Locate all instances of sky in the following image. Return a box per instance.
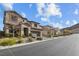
[0,3,79,30]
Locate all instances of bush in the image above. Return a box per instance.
[47,31,51,37]
[16,37,24,43]
[29,33,32,37]
[0,38,16,46]
[5,33,13,37]
[0,31,5,38]
[53,34,59,37]
[0,37,25,46]
[28,33,33,42]
[28,37,33,42]
[21,35,26,38]
[37,37,42,40]
[63,29,73,36]
[16,39,24,43]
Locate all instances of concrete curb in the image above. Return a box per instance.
[0,36,66,50]
[0,38,53,50]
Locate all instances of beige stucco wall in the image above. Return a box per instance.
[5,12,23,25]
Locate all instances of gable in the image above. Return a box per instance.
[4,11,23,25]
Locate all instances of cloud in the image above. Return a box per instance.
[72,20,78,25]
[41,17,48,22]
[46,4,62,18]
[65,20,78,27]
[36,3,62,28]
[36,3,46,16]
[2,3,13,10]
[74,9,78,15]
[47,20,63,29]
[36,3,62,18]
[52,22,63,29]
[66,20,71,25]
[21,12,26,18]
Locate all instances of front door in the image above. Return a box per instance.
[24,28,28,37]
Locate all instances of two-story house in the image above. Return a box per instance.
[41,25,55,37]
[3,11,42,38]
[29,21,42,38]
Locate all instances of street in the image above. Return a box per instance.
[0,34,79,56]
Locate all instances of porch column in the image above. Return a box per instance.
[28,27,31,34]
[40,31,42,38]
[20,25,24,37]
[5,28,9,34]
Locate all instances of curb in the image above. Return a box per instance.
[0,36,66,50]
[0,38,53,50]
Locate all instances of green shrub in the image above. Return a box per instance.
[17,36,22,39]
[0,31,5,38]
[53,34,59,37]
[37,37,42,40]
[29,33,32,37]
[0,38,16,46]
[16,39,24,43]
[5,33,13,37]
[0,37,25,46]
[63,29,73,36]
[20,35,25,38]
[28,33,33,42]
[28,37,33,42]
[16,37,24,43]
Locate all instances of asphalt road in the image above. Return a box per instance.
[0,34,79,56]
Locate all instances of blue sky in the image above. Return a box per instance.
[0,3,79,30]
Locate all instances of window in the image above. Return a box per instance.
[34,24,37,27]
[11,15,18,22]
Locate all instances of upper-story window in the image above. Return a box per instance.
[34,23,37,27]
[11,15,18,22]
[23,19,25,22]
[23,19,27,22]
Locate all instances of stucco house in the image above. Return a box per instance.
[41,25,55,37]
[3,11,42,38]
